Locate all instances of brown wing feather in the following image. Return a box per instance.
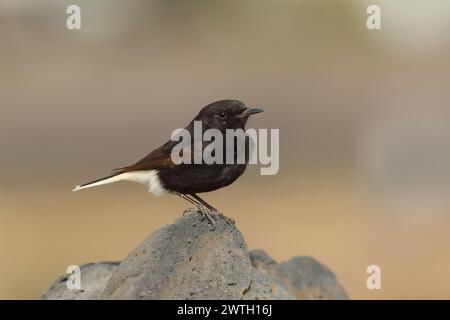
[112,142,175,173]
[112,139,207,173]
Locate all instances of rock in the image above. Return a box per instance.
[42,261,119,300]
[103,212,251,299]
[249,250,348,300]
[42,211,348,300]
[241,268,292,300]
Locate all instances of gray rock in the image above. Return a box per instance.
[42,211,348,300]
[102,212,251,299]
[241,268,292,300]
[250,250,348,300]
[42,261,119,300]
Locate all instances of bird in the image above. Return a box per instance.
[73,99,263,228]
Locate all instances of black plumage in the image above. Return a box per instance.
[74,100,263,228]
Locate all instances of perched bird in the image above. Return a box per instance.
[73,100,263,228]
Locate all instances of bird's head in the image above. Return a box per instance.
[195,100,263,131]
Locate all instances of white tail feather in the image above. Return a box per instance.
[72,173,127,191]
[72,170,168,196]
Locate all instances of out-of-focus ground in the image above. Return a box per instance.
[1,0,450,299]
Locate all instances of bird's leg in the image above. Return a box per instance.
[189,193,219,225]
[176,193,199,215]
[176,193,216,229]
[189,194,217,212]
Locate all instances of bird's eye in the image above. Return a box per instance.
[218,112,227,119]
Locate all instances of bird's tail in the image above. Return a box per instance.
[72,172,124,191]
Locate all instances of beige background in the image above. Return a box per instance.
[1,0,450,299]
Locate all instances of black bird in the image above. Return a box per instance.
[73,100,263,228]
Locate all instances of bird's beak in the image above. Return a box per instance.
[238,107,264,118]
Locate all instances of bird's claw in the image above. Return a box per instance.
[183,205,234,231]
[195,205,217,230]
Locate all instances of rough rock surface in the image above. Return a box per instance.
[42,262,119,300]
[42,211,348,300]
[249,250,348,300]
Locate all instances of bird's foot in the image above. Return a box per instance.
[183,205,233,230]
[196,205,218,230]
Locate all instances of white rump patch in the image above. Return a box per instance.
[145,170,169,196]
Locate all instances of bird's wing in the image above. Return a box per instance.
[112,139,213,173]
[112,142,176,173]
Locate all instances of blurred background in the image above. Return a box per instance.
[1,0,450,299]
